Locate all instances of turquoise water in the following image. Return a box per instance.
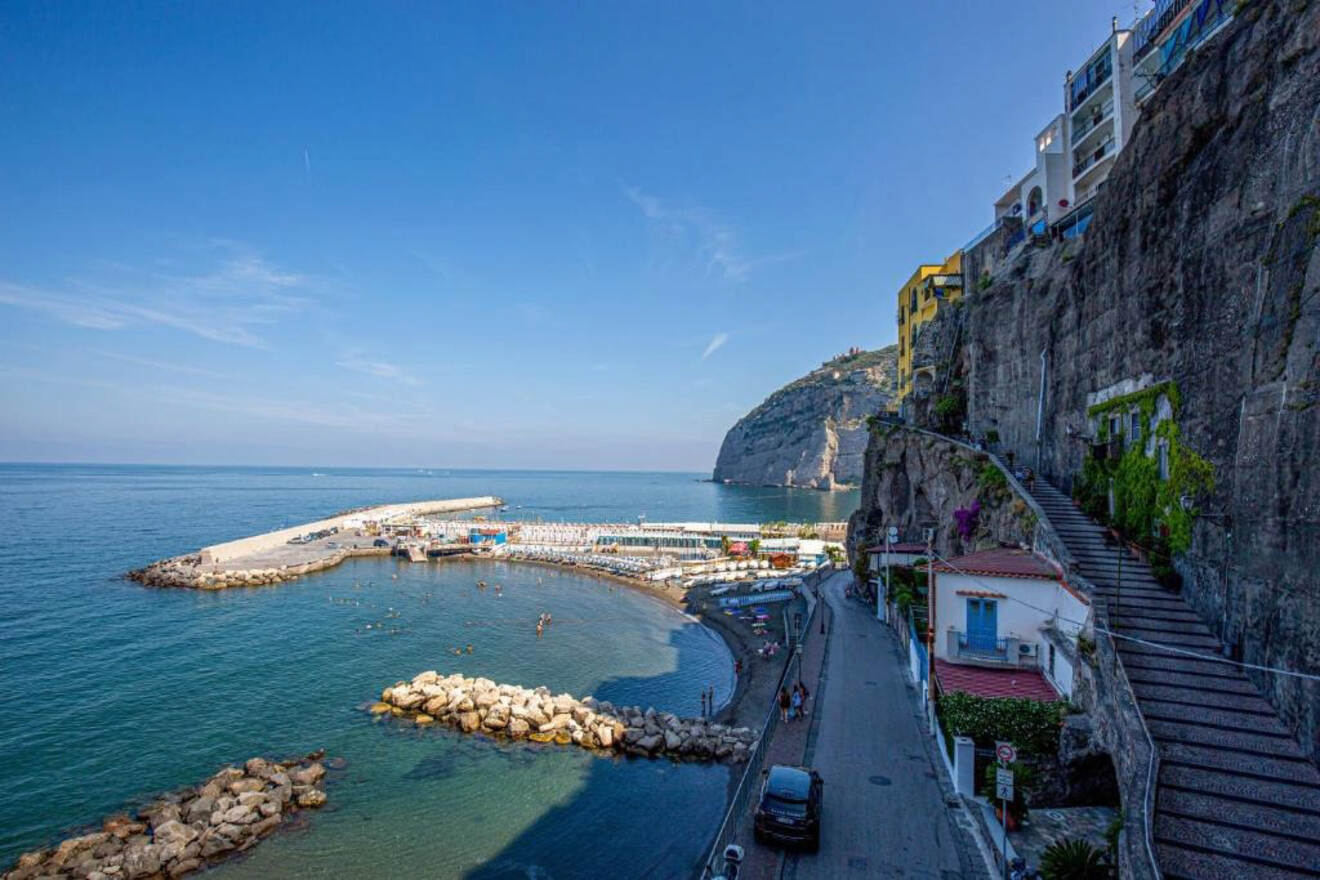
[0,465,858,877]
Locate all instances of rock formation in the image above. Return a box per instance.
[3,753,329,880]
[919,1,1320,755]
[712,347,897,489]
[373,672,757,763]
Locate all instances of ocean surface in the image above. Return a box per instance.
[0,465,859,878]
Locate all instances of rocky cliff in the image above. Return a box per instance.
[897,2,1320,754]
[712,347,897,489]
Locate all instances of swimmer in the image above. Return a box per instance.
[466,644,473,654]
[536,621,544,638]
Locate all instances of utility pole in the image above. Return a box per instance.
[926,527,936,715]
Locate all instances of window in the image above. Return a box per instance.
[1109,415,1120,439]
[1158,441,1170,480]
[1130,411,1142,440]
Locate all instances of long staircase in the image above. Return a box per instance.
[1026,479,1320,879]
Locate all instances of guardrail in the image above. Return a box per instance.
[697,572,824,878]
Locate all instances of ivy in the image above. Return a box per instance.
[938,691,1066,756]
[1072,381,1214,558]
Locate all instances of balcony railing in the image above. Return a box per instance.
[954,630,1008,661]
[1073,137,1116,179]
[1068,56,1112,111]
[1072,98,1114,142]
[1134,0,1195,61]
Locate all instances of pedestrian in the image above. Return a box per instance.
[778,687,791,723]
[734,658,743,677]
[796,681,810,716]
[790,687,803,720]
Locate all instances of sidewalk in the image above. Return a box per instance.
[734,570,839,880]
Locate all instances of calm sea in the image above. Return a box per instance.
[0,465,858,878]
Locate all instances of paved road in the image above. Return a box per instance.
[785,574,972,880]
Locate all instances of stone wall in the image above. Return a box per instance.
[954,1,1320,757]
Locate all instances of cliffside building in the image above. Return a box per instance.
[1067,21,1139,209]
[1133,0,1235,104]
[896,250,963,400]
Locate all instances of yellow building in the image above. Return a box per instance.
[896,250,963,400]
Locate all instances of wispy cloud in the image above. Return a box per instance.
[623,185,799,282]
[88,349,233,380]
[702,331,729,360]
[0,243,310,348]
[335,353,420,385]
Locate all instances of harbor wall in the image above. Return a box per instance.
[199,497,502,564]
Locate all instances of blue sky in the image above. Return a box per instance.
[1,1,1132,470]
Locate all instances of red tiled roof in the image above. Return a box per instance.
[935,659,1061,702]
[865,543,928,554]
[931,548,1058,581]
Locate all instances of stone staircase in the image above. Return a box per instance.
[1026,479,1320,880]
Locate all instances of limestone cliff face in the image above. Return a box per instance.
[712,347,897,489]
[904,3,1320,753]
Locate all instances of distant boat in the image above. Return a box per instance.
[500,505,510,512]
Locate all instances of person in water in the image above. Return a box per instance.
[465,644,473,654]
[536,621,544,638]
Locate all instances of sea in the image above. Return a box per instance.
[0,465,859,878]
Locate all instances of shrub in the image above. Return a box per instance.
[1040,838,1109,880]
[936,691,1066,755]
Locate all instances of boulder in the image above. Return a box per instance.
[250,814,282,837]
[244,758,271,778]
[236,791,267,809]
[121,844,161,879]
[458,711,482,733]
[198,831,235,859]
[295,789,326,808]
[597,724,614,748]
[290,763,325,786]
[424,697,447,716]
[663,730,682,751]
[184,797,215,824]
[228,777,264,795]
[168,857,202,878]
[508,718,531,737]
[222,805,255,825]
[152,820,197,847]
[637,733,662,754]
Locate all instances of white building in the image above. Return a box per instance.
[1065,20,1138,208]
[995,114,1074,238]
[931,548,1090,700]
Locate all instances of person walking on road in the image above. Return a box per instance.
[790,686,803,720]
[778,687,791,723]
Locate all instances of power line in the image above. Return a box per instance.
[927,549,1320,683]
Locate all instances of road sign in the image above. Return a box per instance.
[995,742,1017,765]
[887,526,899,542]
[995,767,1015,801]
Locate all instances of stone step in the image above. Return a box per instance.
[1158,741,1320,784]
[1108,603,1205,622]
[1149,718,1309,762]
[1143,701,1295,736]
[1155,813,1320,876]
[1161,763,1320,814]
[1159,786,1320,843]
[1117,644,1247,679]
[1157,840,1320,880]
[1132,682,1278,715]
[1111,625,1224,652]
[1123,664,1261,695]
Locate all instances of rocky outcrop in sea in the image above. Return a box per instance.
[712,347,897,489]
[372,672,757,762]
[128,546,389,590]
[3,753,330,880]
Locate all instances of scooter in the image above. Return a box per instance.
[709,844,744,880]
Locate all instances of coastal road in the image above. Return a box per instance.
[783,574,979,880]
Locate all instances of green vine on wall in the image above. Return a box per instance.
[1072,382,1214,575]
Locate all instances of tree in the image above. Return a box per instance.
[1039,838,1109,880]
[749,538,761,556]
[720,535,731,556]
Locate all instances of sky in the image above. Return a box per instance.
[0,0,1137,471]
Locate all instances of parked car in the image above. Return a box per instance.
[373,538,390,548]
[753,765,822,850]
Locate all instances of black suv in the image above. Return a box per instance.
[753,765,822,850]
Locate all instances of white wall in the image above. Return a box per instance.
[933,571,1090,661]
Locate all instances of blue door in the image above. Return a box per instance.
[966,598,999,652]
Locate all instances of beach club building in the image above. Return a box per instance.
[930,548,1090,701]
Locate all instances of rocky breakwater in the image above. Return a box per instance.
[128,548,374,590]
[3,753,330,880]
[372,671,757,763]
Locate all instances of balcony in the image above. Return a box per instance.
[1134,0,1195,61]
[1073,137,1116,180]
[1071,98,1114,143]
[1068,55,1113,111]
[948,630,1040,668]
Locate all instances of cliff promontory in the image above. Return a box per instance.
[712,347,897,489]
